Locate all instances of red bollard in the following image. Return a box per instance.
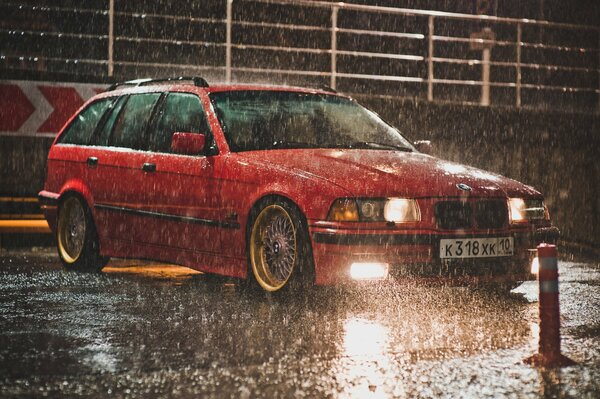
[524,244,575,367]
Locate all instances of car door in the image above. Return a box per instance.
[52,97,116,203]
[87,92,163,249]
[139,91,225,256]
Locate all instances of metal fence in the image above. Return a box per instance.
[1,0,599,112]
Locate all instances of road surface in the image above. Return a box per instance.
[1,247,599,398]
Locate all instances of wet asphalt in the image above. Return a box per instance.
[0,247,599,398]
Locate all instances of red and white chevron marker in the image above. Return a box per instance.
[0,80,107,137]
[524,244,576,367]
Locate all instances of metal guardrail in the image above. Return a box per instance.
[1,0,599,111]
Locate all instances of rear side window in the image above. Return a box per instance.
[110,93,161,150]
[58,98,113,145]
[94,95,127,146]
[150,93,211,153]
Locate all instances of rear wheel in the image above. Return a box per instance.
[247,200,314,293]
[57,196,108,272]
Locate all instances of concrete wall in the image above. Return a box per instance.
[1,100,598,247]
[358,96,600,247]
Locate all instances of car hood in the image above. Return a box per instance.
[238,149,542,198]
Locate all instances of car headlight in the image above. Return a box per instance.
[508,198,549,223]
[328,198,420,223]
[327,199,360,222]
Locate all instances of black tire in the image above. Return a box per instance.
[56,195,109,272]
[245,198,315,293]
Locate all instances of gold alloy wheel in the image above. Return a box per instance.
[250,205,298,292]
[57,197,87,264]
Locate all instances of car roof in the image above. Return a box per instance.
[205,84,337,95]
[97,82,343,99]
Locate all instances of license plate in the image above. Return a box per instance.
[439,237,513,259]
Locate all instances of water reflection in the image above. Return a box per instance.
[538,369,567,398]
[103,262,202,282]
[335,316,392,398]
[343,317,389,357]
[82,340,118,373]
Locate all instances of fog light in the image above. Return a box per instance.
[350,262,389,280]
[530,257,539,275]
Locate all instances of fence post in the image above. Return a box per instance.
[225,0,233,83]
[427,15,434,102]
[516,23,522,108]
[330,5,339,90]
[481,45,491,106]
[108,0,114,77]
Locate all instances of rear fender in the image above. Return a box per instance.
[58,179,94,210]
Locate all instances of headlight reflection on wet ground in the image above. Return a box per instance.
[336,317,391,398]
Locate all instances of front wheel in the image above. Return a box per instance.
[247,200,314,293]
[57,196,108,272]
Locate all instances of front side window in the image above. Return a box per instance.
[209,91,414,152]
[150,93,211,153]
[58,98,114,145]
[109,93,161,150]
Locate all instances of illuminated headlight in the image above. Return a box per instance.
[383,198,420,223]
[508,198,549,223]
[350,262,389,280]
[328,198,420,223]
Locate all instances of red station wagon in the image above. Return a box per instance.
[39,77,559,292]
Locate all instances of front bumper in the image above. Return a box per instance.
[310,225,559,285]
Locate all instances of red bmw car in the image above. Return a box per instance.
[39,77,558,292]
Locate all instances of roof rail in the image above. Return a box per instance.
[107,76,209,91]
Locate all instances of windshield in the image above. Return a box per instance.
[209,91,414,152]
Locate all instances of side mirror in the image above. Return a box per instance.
[171,132,206,155]
[413,140,433,155]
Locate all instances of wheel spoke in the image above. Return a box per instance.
[58,198,86,263]
[250,205,297,291]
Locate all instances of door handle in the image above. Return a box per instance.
[87,157,98,167]
[142,162,156,173]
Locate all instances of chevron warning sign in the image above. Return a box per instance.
[0,80,107,137]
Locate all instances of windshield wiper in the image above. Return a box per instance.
[348,141,413,152]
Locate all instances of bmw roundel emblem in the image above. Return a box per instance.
[457,183,472,192]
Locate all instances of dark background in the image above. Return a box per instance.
[0,0,598,248]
